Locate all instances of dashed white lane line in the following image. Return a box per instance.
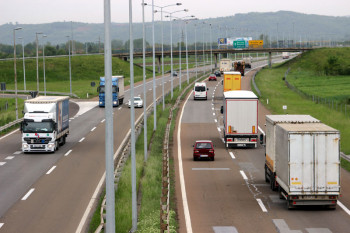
[257,199,268,212]
[217,127,221,132]
[338,201,350,216]
[258,126,265,136]
[212,107,214,110]
[214,119,217,123]
[192,168,230,171]
[91,127,96,132]
[79,137,85,143]
[118,107,122,110]
[13,151,21,155]
[0,223,3,229]
[65,149,72,156]
[229,152,235,159]
[0,162,6,166]
[101,119,105,123]
[149,88,152,91]
[221,138,225,143]
[22,188,35,200]
[46,166,57,175]
[69,117,74,120]
[0,129,19,141]
[213,113,215,116]
[5,156,14,160]
[240,170,248,180]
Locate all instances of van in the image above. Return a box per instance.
[193,82,208,100]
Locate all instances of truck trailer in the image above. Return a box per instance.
[264,115,321,191]
[98,76,124,107]
[219,59,232,74]
[233,61,245,76]
[223,71,241,92]
[271,122,340,209]
[21,96,69,153]
[221,90,258,148]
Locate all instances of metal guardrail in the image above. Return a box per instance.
[0,118,23,132]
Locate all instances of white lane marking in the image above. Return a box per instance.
[212,107,214,110]
[240,170,248,180]
[65,149,72,156]
[46,166,57,175]
[222,138,225,143]
[149,88,152,91]
[79,137,85,143]
[0,162,6,166]
[0,129,19,141]
[0,223,3,229]
[13,151,22,155]
[101,119,105,123]
[213,113,215,116]
[22,188,35,200]
[69,120,71,122]
[214,119,217,123]
[91,127,96,132]
[5,156,15,160]
[192,168,230,171]
[257,199,268,212]
[258,126,265,136]
[70,117,74,120]
[338,201,350,215]
[217,127,221,132]
[229,152,235,159]
[178,91,193,233]
[118,107,122,110]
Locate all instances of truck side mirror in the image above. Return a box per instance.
[207,88,209,91]
[260,134,264,144]
[221,80,223,85]
[220,106,223,114]
[20,122,23,132]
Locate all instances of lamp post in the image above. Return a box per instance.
[13,27,22,120]
[36,32,43,94]
[202,22,206,74]
[42,35,47,95]
[66,36,72,96]
[151,0,157,131]
[209,23,213,73]
[141,1,147,161]
[165,8,188,99]
[194,23,198,79]
[153,2,182,109]
[18,36,26,91]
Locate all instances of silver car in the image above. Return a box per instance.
[127,96,143,108]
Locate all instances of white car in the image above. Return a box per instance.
[128,96,143,108]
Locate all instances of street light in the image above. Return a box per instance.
[141,1,147,161]
[165,8,189,99]
[66,36,72,96]
[36,32,43,94]
[13,27,22,120]
[18,36,26,91]
[42,35,47,95]
[152,2,182,106]
[209,23,213,73]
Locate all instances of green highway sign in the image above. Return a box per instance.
[233,40,246,49]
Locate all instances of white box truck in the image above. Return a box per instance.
[21,96,69,153]
[264,115,320,191]
[274,123,340,209]
[221,90,258,148]
[219,59,232,74]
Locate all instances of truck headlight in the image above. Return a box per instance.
[113,101,117,105]
[23,144,29,149]
[100,102,103,105]
[48,144,54,149]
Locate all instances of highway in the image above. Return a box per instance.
[0,57,287,232]
[175,64,350,232]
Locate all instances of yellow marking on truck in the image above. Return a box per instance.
[265,154,274,171]
[327,181,338,185]
[292,182,302,185]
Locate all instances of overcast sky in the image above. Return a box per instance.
[1,0,350,25]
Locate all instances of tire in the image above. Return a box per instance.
[278,187,284,199]
[211,157,215,161]
[287,201,295,210]
[265,166,269,183]
[270,175,277,191]
[55,140,59,151]
[193,157,197,161]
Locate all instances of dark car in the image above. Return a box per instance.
[208,74,217,81]
[214,70,221,77]
[172,71,178,76]
[193,140,215,161]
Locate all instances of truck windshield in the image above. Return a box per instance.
[22,121,54,133]
[99,86,117,93]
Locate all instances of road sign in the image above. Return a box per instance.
[233,40,246,49]
[218,38,227,45]
[249,40,264,48]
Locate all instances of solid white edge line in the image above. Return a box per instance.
[0,162,6,166]
[101,119,105,123]
[0,223,3,229]
[217,127,221,132]
[76,95,162,233]
[214,119,217,123]
[46,166,57,175]
[240,170,248,180]
[91,127,96,132]
[258,126,265,136]
[178,91,193,233]
[229,152,235,159]
[118,107,122,110]
[256,199,268,212]
[65,149,72,156]
[0,129,19,141]
[22,188,35,200]
[79,137,85,143]
[338,201,350,215]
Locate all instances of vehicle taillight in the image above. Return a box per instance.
[292,196,299,199]
[209,150,214,153]
[194,150,199,153]
[329,195,337,199]
[227,138,233,142]
[251,138,256,142]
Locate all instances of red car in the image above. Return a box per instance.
[208,74,217,81]
[193,140,215,161]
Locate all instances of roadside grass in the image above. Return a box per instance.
[0,98,24,134]
[341,158,350,172]
[255,53,350,154]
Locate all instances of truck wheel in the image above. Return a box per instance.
[270,175,277,191]
[287,201,295,210]
[55,141,59,151]
[265,166,269,183]
[278,187,284,199]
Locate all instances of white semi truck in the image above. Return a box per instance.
[21,96,69,153]
[264,118,340,209]
[221,90,259,148]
